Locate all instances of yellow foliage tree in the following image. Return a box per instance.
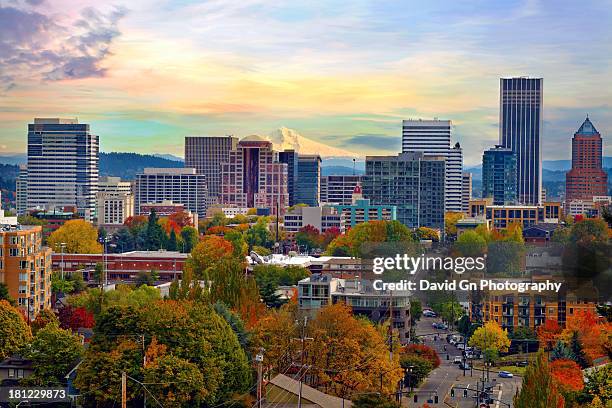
[48,219,102,254]
[468,321,511,353]
[445,212,464,237]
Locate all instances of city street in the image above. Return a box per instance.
[403,315,522,408]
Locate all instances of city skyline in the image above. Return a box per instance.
[1,1,611,165]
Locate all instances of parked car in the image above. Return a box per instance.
[457,343,465,350]
[423,310,437,317]
[515,361,529,367]
[498,371,514,378]
[453,356,463,364]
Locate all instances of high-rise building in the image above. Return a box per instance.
[134,168,208,217]
[26,118,99,221]
[184,136,238,202]
[482,146,518,205]
[16,165,28,215]
[461,172,472,213]
[363,152,445,229]
[295,154,322,206]
[96,177,134,228]
[565,117,608,201]
[0,225,52,319]
[279,150,299,206]
[499,77,543,205]
[320,175,363,205]
[220,135,288,215]
[402,119,463,212]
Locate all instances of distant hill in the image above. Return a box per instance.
[153,154,184,162]
[100,152,184,180]
[322,166,365,176]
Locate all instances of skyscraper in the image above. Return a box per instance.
[295,154,322,206]
[26,118,99,221]
[134,168,208,216]
[363,152,445,229]
[565,117,608,201]
[279,150,299,206]
[482,146,518,205]
[16,165,28,215]
[499,77,543,205]
[402,119,463,212]
[184,136,238,202]
[320,175,363,205]
[461,172,472,213]
[220,135,288,215]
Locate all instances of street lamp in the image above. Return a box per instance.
[59,242,66,280]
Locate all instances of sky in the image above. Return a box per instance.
[0,0,611,165]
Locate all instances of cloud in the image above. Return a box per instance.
[343,134,401,151]
[0,4,127,88]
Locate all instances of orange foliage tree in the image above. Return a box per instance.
[400,344,440,368]
[562,310,607,362]
[537,319,563,350]
[550,358,584,392]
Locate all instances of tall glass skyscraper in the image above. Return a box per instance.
[279,150,299,206]
[499,77,543,205]
[26,118,99,221]
[295,154,321,207]
[482,146,518,205]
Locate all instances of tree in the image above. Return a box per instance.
[135,270,160,287]
[326,220,416,258]
[22,322,83,386]
[537,319,563,351]
[245,218,273,250]
[48,219,103,253]
[180,226,199,253]
[583,364,612,404]
[114,227,135,252]
[253,265,309,308]
[550,358,584,392]
[144,354,207,408]
[445,212,464,237]
[415,226,440,242]
[295,225,322,251]
[0,283,15,306]
[514,350,565,408]
[0,300,32,359]
[439,300,464,327]
[410,299,422,323]
[511,326,536,340]
[468,321,510,354]
[58,305,95,330]
[400,344,440,368]
[51,272,75,294]
[146,209,165,250]
[30,309,59,335]
[569,331,590,368]
[550,340,575,362]
[167,229,178,251]
[454,230,487,257]
[168,211,193,228]
[563,310,607,364]
[186,235,236,279]
[399,355,433,386]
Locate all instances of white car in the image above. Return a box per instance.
[453,356,463,364]
[423,310,437,317]
[457,343,465,350]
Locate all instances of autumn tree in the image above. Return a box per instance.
[400,344,440,368]
[22,322,84,386]
[550,358,584,393]
[562,310,606,364]
[0,300,32,359]
[30,309,59,335]
[415,226,440,242]
[445,211,464,237]
[468,321,511,357]
[185,235,235,279]
[537,319,563,350]
[0,283,15,306]
[48,219,103,253]
[454,230,487,257]
[57,305,95,330]
[514,350,565,408]
[180,226,199,253]
[144,354,207,408]
[583,364,611,405]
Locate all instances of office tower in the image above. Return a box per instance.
[565,117,608,200]
[26,118,99,221]
[402,119,463,212]
[363,152,445,229]
[320,175,363,205]
[482,146,518,205]
[134,168,208,216]
[279,150,298,206]
[184,136,238,202]
[220,135,288,215]
[96,177,134,228]
[16,165,28,215]
[499,77,543,205]
[0,225,52,318]
[461,172,472,213]
[295,154,322,206]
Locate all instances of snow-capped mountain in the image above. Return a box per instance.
[268,127,359,158]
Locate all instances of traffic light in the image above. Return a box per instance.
[463,389,468,397]
[414,394,418,403]
[434,395,439,403]
[450,388,455,397]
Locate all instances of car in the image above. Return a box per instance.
[457,343,465,350]
[515,361,529,367]
[423,310,437,317]
[498,371,514,378]
[453,356,463,364]
[449,339,457,346]
[459,362,471,370]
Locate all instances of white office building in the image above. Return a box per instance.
[402,119,464,212]
[96,177,134,227]
[320,175,363,205]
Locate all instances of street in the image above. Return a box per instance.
[402,316,522,408]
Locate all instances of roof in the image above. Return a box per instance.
[523,223,559,233]
[576,116,599,135]
[268,374,352,408]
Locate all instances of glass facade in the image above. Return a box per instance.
[482,146,517,205]
[295,155,321,206]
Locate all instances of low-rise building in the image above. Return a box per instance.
[205,205,250,218]
[283,206,344,234]
[523,223,560,244]
[564,196,611,218]
[332,185,396,228]
[298,275,412,343]
[456,217,490,237]
[0,224,52,319]
[467,199,561,229]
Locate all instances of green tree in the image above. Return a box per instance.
[0,283,16,306]
[22,322,83,385]
[245,218,273,249]
[30,309,60,335]
[146,209,165,250]
[352,393,399,408]
[135,270,160,287]
[455,230,487,257]
[583,363,612,404]
[144,354,207,408]
[51,272,75,294]
[167,229,178,251]
[551,340,576,362]
[180,226,199,253]
[410,299,422,323]
[0,300,32,359]
[468,321,511,354]
[569,331,589,369]
[399,355,433,386]
[511,326,536,340]
[514,350,565,408]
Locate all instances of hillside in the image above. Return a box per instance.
[100,152,184,179]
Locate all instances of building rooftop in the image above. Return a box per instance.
[576,116,599,136]
[34,118,78,124]
[142,167,197,175]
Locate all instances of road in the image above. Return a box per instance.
[402,316,522,408]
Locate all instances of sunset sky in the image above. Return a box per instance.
[0,0,610,165]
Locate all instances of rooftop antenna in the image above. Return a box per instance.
[352,158,356,176]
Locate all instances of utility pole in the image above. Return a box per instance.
[121,371,127,408]
[255,348,264,408]
[142,334,146,408]
[292,316,313,408]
